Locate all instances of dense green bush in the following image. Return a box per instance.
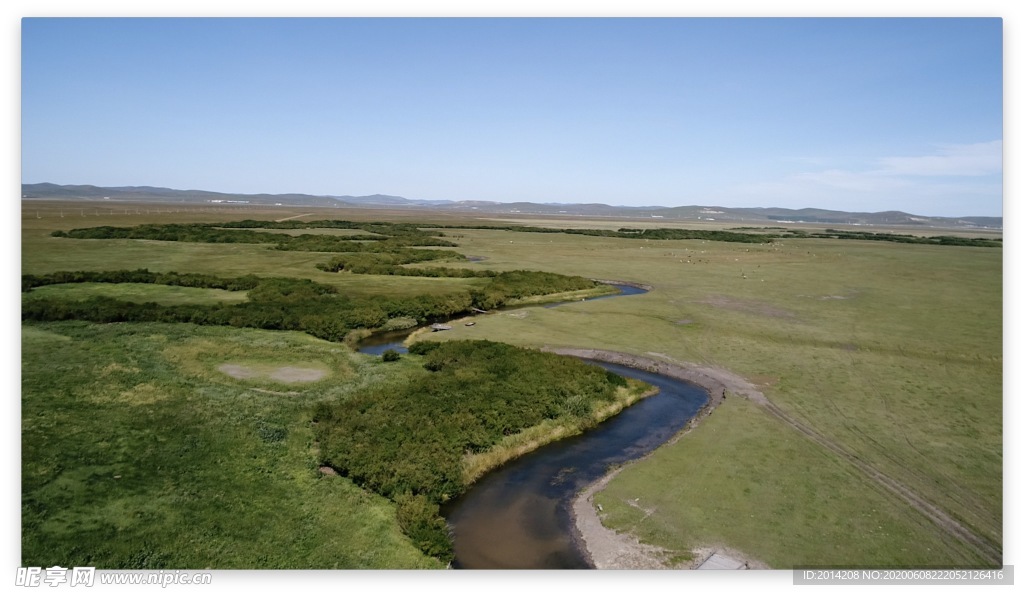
[434,223,771,243]
[469,270,598,310]
[317,259,489,278]
[313,340,629,560]
[315,340,624,502]
[432,222,1002,247]
[52,220,1001,255]
[314,251,468,275]
[394,493,452,562]
[21,269,268,293]
[54,221,459,250]
[563,394,592,418]
[22,267,604,343]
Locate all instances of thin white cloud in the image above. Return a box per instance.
[723,141,1003,216]
[792,169,913,192]
[875,140,1003,177]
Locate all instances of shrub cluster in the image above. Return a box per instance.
[435,223,770,243]
[805,229,1002,247]
[469,270,598,310]
[21,269,268,292]
[23,281,465,343]
[53,219,1000,254]
[394,492,451,560]
[53,222,458,252]
[314,340,628,562]
[21,268,596,342]
[314,252,474,275]
[436,223,1002,248]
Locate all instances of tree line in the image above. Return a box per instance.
[22,269,601,342]
[807,229,1002,247]
[436,223,771,243]
[52,220,1001,255]
[52,222,459,253]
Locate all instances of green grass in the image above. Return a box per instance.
[20,206,1002,568]
[502,284,618,306]
[594,397,987,568]
[22,217,478,300]
[313,339,648,560]
[407,229,1002,567]
[23,283,250,306]
[21,321,442,569]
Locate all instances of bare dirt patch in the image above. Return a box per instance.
[572,460,766,569]
[573,467,678,569]
[269,366,326,383]
[696,294,796,319]
[692,546,769,570]
[218,363,327,384]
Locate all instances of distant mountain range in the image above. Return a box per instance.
[21,183,1002,229]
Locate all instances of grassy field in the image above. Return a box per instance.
[593,397,987,568]
[21,321,442,569]
[23,283,250,306]
[21,214,485,300]
[402,226,1002,567]
[20,201,1002,568]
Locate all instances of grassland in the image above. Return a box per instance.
[20,201,1002,569]
[21,209,482,300]
[401,227,1002,567]
[23,283,249,306]
[21,321,442,568]
[593,397,987,568]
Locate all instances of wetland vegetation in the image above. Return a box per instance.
[314,340,645,561]
[20,202,1002,569]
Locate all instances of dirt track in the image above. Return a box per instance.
[546,347,1001,568]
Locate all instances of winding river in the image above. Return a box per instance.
[442,361,707,568]
[356,283,710,569]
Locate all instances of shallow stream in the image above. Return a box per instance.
[442,360,707,569]
[355,282,708,568]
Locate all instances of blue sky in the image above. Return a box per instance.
[21,17,1003,216]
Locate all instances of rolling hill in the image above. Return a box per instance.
[21,183,1002,229]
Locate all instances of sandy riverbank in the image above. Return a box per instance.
[542,347,769,569]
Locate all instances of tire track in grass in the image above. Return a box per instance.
[554,349,1001,566]
[758,399,1001,565]
[274,213,314,222]
[838,339,1001,549]
[782,335,999,562]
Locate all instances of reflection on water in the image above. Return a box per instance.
[356,283,649,356]
[351,283,686,568]
[542,283,648,308]
[442,361,707,569]
[354,329,412,355]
